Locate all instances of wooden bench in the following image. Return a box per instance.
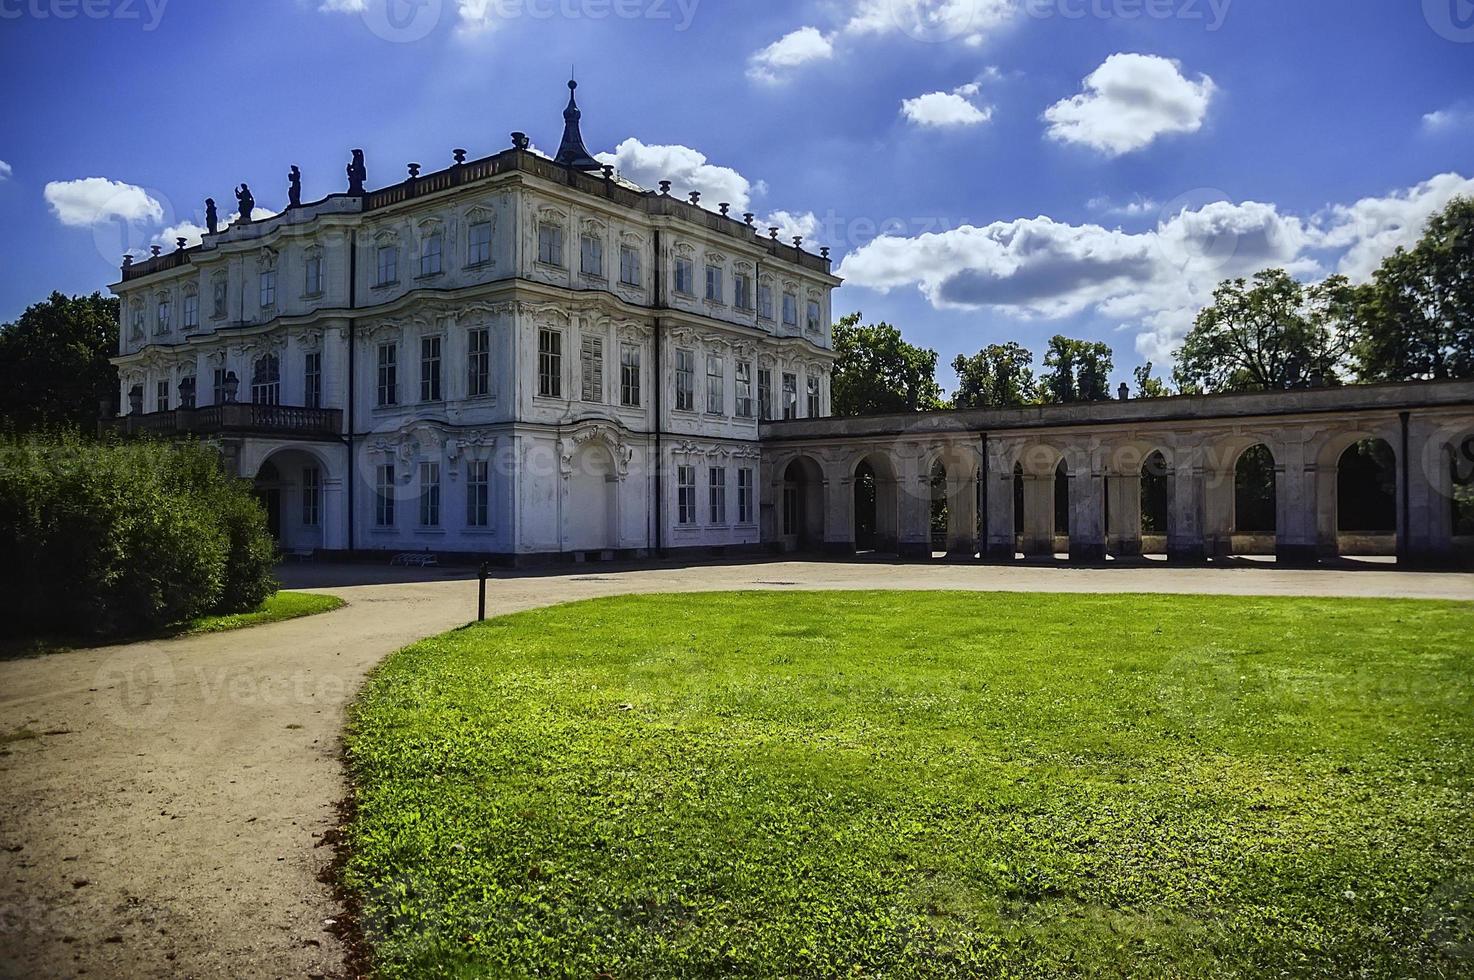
[390,553,439,567]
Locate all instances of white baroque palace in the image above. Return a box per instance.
[109,82,840,561]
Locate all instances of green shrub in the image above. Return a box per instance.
[0,435,278,638]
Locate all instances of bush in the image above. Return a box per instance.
[0,435,278,639]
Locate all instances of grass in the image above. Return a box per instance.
[0,590,344,658]
[344,591,1474,978]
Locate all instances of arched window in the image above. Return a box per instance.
[251,354,281,405]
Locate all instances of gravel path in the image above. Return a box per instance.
[2,558,1469,978]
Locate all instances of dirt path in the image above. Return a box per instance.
[2,559,1469,978]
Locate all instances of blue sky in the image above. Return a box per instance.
[1,0,1470,391]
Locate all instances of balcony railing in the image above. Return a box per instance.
[101,403,343,440]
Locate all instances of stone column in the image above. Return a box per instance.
[1167,450,1207,562]
[1020,473,1054,557]
[1201,460,1235,559]
[1403,415,1456,566]
[1069,460,1106,563]
[896,453,932,559]
[1105,472,1141,557]
[946,460,979,559]
[983,446,1016,562]
[1275,439,1320,565]
[823,469,856,556]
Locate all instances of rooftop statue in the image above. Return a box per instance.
[205,198,218,235]
[347,150,367,196]
[235,184,254,224]
[288,166,302,208]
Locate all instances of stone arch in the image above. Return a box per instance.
[851,450,900,555]
[1139,450,1170,555]
[777,454,825,552]
[250,445,340,551]
[1314,427,1401,560]
[1232,443,1278,547]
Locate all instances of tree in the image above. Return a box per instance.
[950,342,1036,409]
[1173,269,1353,393]
[1040,335,1113,403]
[0,292,120,433]
[1133,362,1172,398]
[830,312,944,416]
[1354,196,1474,382]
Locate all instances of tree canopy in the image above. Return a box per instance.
[1353,196,1474,382]
[1173,270,1354,393]
[0,291,119,433]
[950,342,1037,409]
[830,312,944,416]
[1040,335,1114,403]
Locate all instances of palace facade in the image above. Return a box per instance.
[109,82,839,560]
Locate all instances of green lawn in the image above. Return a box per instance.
[344,592,1474,978]
[0,590,343,658]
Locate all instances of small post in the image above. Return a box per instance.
[478,562,488,622]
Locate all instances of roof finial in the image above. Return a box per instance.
[554,76,600,171]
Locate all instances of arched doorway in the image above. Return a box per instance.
[1336,439,1398,556]
[930,460,948,556]
[1232,444,1277,554]
[1053,459,1070,556]
[567,443,617,552]
[1140,451,1169,556]
[852,454,899,555]
[252,448,329,551]
[780,456,824,552]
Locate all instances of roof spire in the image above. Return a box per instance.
[554,78,601,171]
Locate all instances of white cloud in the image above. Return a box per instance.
[764,210,822,243]
[43,177,164,227]
[1044,53,1215,157]
[1313,172,1474,280]
[317,0,363,9]
[747,27,834,83]
[596,138,756,213]
[0,160,11,181]
[1087,195,1161,218]
[154,207,280,249]
[836,175,1474,364]
[901,84,993,128]
[749,0,1012,83]
[1422,104,1473,134]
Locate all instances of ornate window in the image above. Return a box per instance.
[705,353,724,415]
[304,250,323,296]
[708,466,726,524]
[537,328,562,397]
[259,270,277,310]
[251,354,281,405]
[420,231,443,277]
[704,264,723,303]
[735,362,754,418]
[537,224,564,267]
[418,462,440,528]
[129,304,144,340]
[758,368,773,421]
[375,243,398,286]
[619,246,641,286]
[782,371,798,420]
[676,465,697,526]
[580,335,604,403]
[466,460,490,528]
[304,351,322,408]
[467,220,493,266]
[757,282,774,320]
[301,467,321,527]
[807,299,822,333]
[374,464,395,527]
[807,373,821,418]
[420,335,442,402]
[155,297,170,335]
[155,379,170,413]
[782,291,798,327]
[734,272,752,311]
[211,276,227,319]
[467,327,490,398]
[182,289,199,330]
[674,348,695,412]
[738,468,755,524]
[619,343,640,408]
[580,234,603,278]
[674,257,694,295]
[376,343,398,407]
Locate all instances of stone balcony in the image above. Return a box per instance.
[101,403,343,441]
